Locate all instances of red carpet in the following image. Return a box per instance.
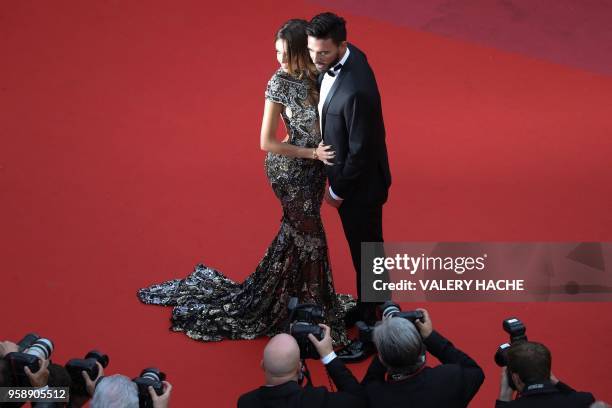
[1,1,611,406]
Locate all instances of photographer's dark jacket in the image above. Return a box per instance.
[495,381,595,408]
[361,330,484,408]
[237,358,366,408]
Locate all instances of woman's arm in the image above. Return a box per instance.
[260,100,334,163]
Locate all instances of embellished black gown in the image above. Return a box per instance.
[137,69,354,344]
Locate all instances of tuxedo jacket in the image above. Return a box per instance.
[319,44,391,206]
[361,331,485,408]
[237,358,366,408]
[495,382,595,408]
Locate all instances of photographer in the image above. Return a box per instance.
[1,339,52,408]
[496,341,595,407]
[0,340,50,389]
[237,324,366,408]
[362,308,484,408]
[78,363,171,408]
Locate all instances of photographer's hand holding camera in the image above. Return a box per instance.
[148,380,172,408]
[361,307,484,408]
[237,324,366,408]
[495,341,595,407]
[64,361,105,408]
[24,357,50,388]
[0,338,50,389]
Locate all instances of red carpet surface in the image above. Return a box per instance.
[1,1,611,406]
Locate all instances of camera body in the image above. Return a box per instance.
[287,297,324,360]
[4,333,53,387]
[65,350,110,396]
[133,367,166,408]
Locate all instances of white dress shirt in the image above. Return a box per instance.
[318,47,351,201]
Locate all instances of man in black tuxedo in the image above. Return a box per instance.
[496,341,595,407]
[306,12,392,361]
[362,308,485,408]
[237,324,366,408]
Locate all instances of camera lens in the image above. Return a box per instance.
[140,368,166,382]
[382,304,400,320]
[25,338,53,360]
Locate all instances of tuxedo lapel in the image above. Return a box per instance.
[321,69,346,141]
[321,47,354,141]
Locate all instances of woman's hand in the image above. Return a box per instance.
[316,141,335,165]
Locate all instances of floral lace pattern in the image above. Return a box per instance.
[137,70,354,344]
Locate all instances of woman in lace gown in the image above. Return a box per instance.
[137,19,353,344]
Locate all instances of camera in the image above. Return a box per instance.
[65,350,110,396]
[4,333,53,386]
[494,317,528,367]
[494,317,528,391]
[287,297,324,360]
[133,367,166,408]
[356,302,426,345]
[339,303,425,364]
[380,301,425,323]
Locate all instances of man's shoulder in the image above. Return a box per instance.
[498,390,596,407]
[416,363,483,391]
[347,43,366,59]
[563,390,596,404]
[425,363,467,378]
[237,388,259,407]
[236,386,302,404]
[237,385,330,406]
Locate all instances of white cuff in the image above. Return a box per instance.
[321,351,337,365]
[328,187,343,201]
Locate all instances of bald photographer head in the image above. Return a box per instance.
[261,334,302,386]
[238,324,366,408]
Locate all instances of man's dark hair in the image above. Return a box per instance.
[507,341,552,384]
[306,12,347,45]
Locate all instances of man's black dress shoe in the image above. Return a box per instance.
[336,338,375,363]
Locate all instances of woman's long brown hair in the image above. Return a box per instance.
[276,19,319,105]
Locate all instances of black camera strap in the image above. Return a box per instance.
[299,359,313,388]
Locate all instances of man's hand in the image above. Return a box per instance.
[324,188,342,208]
[498,367,514,402]
[316,141,336,165]
[24,358,50,388]
[150,381,172,408]
[414,308,433,339]
[82,361,105,397]
[308,324,334,358]
[0,341,19,358]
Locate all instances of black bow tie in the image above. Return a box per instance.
[326,63,343,77]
